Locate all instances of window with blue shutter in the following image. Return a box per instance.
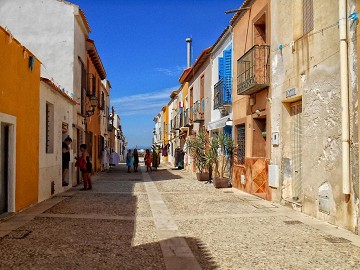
[218,57,224,80]
[223,49,232,103]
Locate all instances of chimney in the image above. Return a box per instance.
[186,37,192,68]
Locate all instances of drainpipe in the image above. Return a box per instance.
[339,0,350,195]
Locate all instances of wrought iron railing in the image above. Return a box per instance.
[193,100,204,122]
[237,44,270,95]
[214,76,232,110]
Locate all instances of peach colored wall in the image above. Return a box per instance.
[232,0,270,159]
[86,53,102,171]
[0,27,41,211]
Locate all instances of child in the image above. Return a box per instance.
[126,149,133,173]
[144,149,152,172]
[86,156,92,190]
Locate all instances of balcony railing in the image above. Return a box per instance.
[237,44,270,95]
[214,76,232,110]
[193,100,204,122]
[87,73,96,96]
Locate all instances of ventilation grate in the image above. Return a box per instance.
[324,236,351,243]
[8,230,32,239]
[284,220,303,225]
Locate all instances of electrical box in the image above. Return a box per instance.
[272,132,280,146]
[241,174,246,185]
[319,195,330,214]
[268,165,279,188]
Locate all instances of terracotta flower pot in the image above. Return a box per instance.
[213,177,229,188]
[196,172,210,181]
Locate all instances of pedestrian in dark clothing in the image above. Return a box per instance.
[86,156,92,190]
[133,149,139,172]
[62,136,72,186]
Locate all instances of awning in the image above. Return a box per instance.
[207,114,232,131]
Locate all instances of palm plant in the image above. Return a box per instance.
[186,131,208,173]
[207,133,233,179]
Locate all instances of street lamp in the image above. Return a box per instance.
[85,95,98,117]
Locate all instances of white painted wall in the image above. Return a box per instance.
[39,81,74,202]
[0,0,77,95]
[210,34,232,126]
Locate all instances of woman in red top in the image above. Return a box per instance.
[144,149,152,172]
[75,144,91,190]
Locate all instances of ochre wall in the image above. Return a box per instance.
[0,27,41,211]
[86,53,102,171]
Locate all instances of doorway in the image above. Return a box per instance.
[291,101,303,202]
[0,124,9,215]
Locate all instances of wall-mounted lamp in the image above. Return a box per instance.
[85,95,98,117]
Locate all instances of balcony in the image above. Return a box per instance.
[87,73,96,96]
[237,44,270,95]
[184,108,192,127]
[193,100,204,122]
[171,115,180,132]
[214,76,232,110]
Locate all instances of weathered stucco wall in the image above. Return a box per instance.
[271,0,357,231]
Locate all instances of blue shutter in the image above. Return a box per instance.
[224,49,232,78]
[218,57,224,80]
[223,49,232,103]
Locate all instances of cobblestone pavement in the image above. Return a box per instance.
[1,163,360,269]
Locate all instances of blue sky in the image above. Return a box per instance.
[72,0,243,148]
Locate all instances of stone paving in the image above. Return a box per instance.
[1,163,360,269]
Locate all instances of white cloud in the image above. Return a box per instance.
[154,65,186,77]
[112,86,178,117]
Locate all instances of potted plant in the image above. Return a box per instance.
[208,133,233,188]
[186,131,210,181]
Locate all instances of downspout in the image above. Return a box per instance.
[339,0,351,195]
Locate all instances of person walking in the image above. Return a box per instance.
[62,136,72,186]
[133,149,139,172]
[75,144,90,190]
[126,149,134,173]
[144,149,152,172]
[86,156,93,190]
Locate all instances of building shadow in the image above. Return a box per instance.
[0,163,218,269]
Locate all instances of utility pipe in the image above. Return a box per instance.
[339,0,350,194]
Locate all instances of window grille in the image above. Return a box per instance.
[303,0,314,34]
[237,124,245,164]
[46,103,54,153]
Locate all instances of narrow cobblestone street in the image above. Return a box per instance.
[1,162,360,269]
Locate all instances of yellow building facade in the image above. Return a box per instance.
[0,27,41,213]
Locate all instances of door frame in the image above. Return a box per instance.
[0,113,16,213]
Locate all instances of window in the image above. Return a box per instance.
[303,0,314,34]
[237,124,246,164]
[80,61,87,115]
[200,75,204,100]
[99,91,105,110]
[46,103,54,153]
